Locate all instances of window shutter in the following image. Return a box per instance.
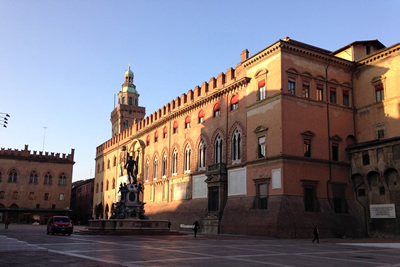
[198,109,205,118]
[163,126,167,134]
[173,121,178,129]
[213,103,220,112]
[231,95,239,104]
[375,84,383,91]
[185,116,191,124]
[258,80,265,88]
[154,131,158,138]
[343,90,349,96]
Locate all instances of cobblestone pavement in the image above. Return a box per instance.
[1,224,400,266]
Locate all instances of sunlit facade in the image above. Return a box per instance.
[0,145,75,224]
[93,38,400,237]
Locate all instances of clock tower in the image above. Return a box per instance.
[111,66,146,136]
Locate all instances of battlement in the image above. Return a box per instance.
[0,144,75,163]
[96,57,248,156]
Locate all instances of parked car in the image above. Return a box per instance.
[47,216,73,236]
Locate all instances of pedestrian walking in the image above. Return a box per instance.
[5,218,9,229]
[193,221,200,238]
[312,225,319,243]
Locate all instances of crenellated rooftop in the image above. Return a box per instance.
[0,144,75,163]
[96,63,249,157]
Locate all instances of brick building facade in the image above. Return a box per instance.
[93,37,400,237]
[0,145,74,224]
[71,178,94,225]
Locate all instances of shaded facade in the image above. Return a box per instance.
[70,178,94,225]
[93,37,400,237]
[0,145,75,224]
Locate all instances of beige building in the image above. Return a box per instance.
[93,37,400,237]
[0,145,75,224]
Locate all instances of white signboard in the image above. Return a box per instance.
[370,204,396,219]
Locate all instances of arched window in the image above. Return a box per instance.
[29,170,38,184]
[112,178,115,189]
[59,193,64,201]
[173,120,178,134]
[232,128,241,164]
[162,153,167,177]
[44,172,52,185]
[185,116,191,129]
[107,159,110,169]
[230,95,238,111]
[163,126,167,138]
[172,149,178,176]
[8,168,18,183]
[122,97,125,104]
[96,183,99,193]
[184,145,191,173]
[106,180,109,191]
[145,159,149,182]
[215,135,223,164]
[100,182,103,192]
[153,156,158,180]
[113,156,116,167]
[58,173,66,185]
[154,131,158,142]
[146,135,150,146]
[198,139,206,170]
[198,109,205,123]
[129,97,133,105]
[213,103,220,117]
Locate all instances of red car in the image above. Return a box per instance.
[47,216,73,236]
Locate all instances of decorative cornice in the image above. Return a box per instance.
[243,40,354,69]
[358,43,400,66]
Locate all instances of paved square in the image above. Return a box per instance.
[1,225,400,266]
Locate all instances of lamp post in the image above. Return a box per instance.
[0,113,10,128]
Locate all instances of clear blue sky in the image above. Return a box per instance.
[1,0,399,182]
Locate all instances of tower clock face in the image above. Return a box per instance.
[129,192,136,202]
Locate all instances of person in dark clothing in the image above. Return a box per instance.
[193,221,200,238]
[312,225,319,243]
[5,219,9,229]
[124,156,137,184]
[168,220,171,230]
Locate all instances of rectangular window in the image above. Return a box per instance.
[375,84,384,102]
[258,136,266,158]
[378,129,384,139]
[258,80,266,100]
[257,183,268,210]
[302,81,310,98]
[362,151,370,165]
[288,77,296,95]
[393,145,400,160]
[214,110,220,117]
[332,143,339,161]
[330,87,337,103]
[343,91,349,106]
[304,186,317,212]
[333,183,347,213]
[304,139,311,157]
[357,188,366,197]
[316,84,323,101]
